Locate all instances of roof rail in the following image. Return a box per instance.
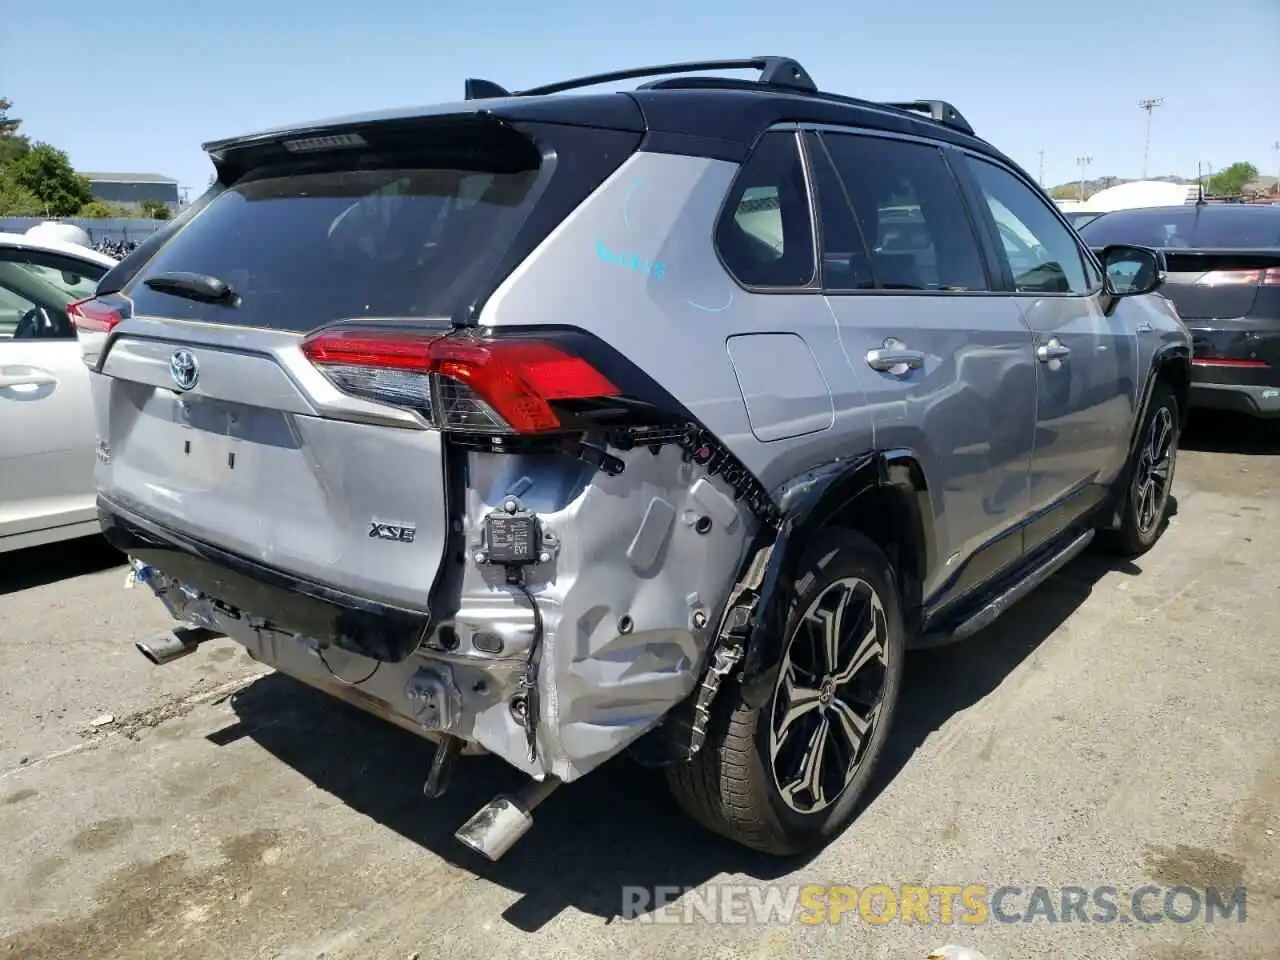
[880,100,974,136]
[463,56,817,100]
[640,78,977,136]
[461,60,976,137]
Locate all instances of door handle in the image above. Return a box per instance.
[0,366,58,389]
[1036,339,1071,363]
[866,341,925,373]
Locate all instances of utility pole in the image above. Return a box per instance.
[1137,97,1164,179]
[1273,141,1279,197]
[1038,150,1045,186]
[1076,155,1093,201]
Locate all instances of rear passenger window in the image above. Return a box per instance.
[819,132,988,292]
[964,157,1091,294]
[805,132,875,290]
[716,131,816,288]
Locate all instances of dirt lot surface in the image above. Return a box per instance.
[2,412,1278,960]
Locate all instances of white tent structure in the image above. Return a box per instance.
[24,221,92,249]
[1080,180,1198,212]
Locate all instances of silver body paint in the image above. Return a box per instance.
[90,125,1188,783]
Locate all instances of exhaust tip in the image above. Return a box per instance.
[134,626,220,666]
[133,642,162,665]
[454,795,536,862]
[453,777,560,861]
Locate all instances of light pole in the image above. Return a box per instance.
[1273,141,1279,197]
[1038,150,1045,186]
[1138,97,1164,179]
[1076,155,1093,201]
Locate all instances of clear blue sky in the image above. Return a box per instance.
[4,0,1277,196]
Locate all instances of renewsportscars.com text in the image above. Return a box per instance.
[620,884,1248,925]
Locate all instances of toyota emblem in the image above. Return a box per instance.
[169,349,199,391]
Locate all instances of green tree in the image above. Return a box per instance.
[0,179,42,215]
[1049,184,1081,200]
[1206,161,1259,197]
[0,97,19,137]
[3,143,93,216]
[79,199,132,218]
[0,96,31,167]
[139,198,172,220]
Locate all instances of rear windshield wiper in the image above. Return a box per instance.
[143,271,237,305]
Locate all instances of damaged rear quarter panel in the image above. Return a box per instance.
[473,148,881,780]
[461,445,753,781]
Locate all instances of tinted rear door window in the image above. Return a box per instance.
[818,132,988,292]
[805,132,875,290]
[126,144,542,331]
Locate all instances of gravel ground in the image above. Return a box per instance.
[1,412,1277,960]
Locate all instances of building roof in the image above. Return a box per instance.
[82,171,179,185]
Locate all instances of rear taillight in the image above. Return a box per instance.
[69,295,131,368]
[300,329,620,435]
[1197,268,1280,287]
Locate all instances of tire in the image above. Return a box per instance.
[1100,382,1179,558]
[665,529,905,856]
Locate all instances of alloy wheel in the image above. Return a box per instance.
[1134,405,1175,535]
[768,576,889,815]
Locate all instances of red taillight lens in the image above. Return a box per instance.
[300,329,620,435]
[1262,267,1280,286]
[68,297,125,333]
[69,295,131,369]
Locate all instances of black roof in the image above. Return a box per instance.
[203,55,1010,168]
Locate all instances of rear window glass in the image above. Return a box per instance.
[716,131,816,288]
[126,160,541,331]
[1078,206,1280,249]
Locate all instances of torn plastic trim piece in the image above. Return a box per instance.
[628,540,771,766]
[684,541,772,756]
[737,451,879,709]
[611,424,780,526]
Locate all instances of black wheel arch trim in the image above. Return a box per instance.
[738,448,934,709]
[1107,341,1191,526]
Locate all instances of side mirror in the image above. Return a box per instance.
[1097,244,1165,298]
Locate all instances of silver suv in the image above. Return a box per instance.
[74,57,1190,861]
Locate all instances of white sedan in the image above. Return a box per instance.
[0,231,118,553]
